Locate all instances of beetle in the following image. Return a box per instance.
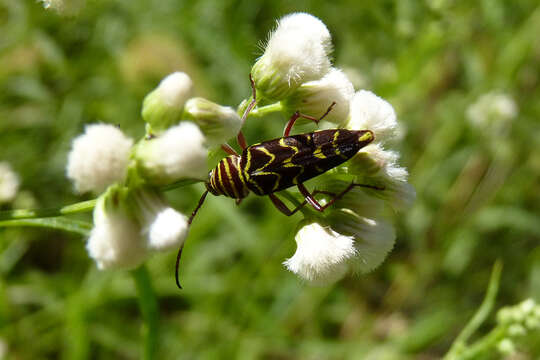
[175,76,379,289]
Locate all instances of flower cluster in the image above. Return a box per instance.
[66,72,241,270]
[67,13,413,283]
[496,299,540,355]
[250,13,414,284]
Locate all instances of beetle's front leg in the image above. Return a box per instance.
[283,101,336,137]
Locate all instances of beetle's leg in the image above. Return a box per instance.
[297,183,324,211]
[268,193,306,216]
[297,182,385,212]
[283,102,336,137]
[221,143,239,156]
[235,198,243,206]
[237,74,257,150]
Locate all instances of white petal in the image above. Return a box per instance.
[86,194,148,270]
[284,222,356,285]
[66,124,133,194]
[136,122,208,185]
[252,13,332,99]
[158,72,193,107]
[285,68,355,125]
[146,208,189,251]
[347,90,398,143]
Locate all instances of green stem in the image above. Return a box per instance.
[248,102,283,118]
[460,325,508,360]
[131,265,159,360]
[444,260,503,359]
[0,199,97,221]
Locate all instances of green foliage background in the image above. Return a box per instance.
[1,0,539,358]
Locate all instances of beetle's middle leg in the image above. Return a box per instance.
[297,182,385,212]
[283,101,336,137]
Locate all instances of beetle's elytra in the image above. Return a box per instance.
[206,129,374,199]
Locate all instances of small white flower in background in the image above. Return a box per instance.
[251,12,332,100]
[132,188,189,251]
[135,121,208,185]
[283,68,355,125]
[0,162,19,204]
[87,186,148,270]
[142,72,193,134]
[87,185,189,270]
[183,97,242,147]
[67,124,133,194]
[284,221,357,285]
[466,91,518,133]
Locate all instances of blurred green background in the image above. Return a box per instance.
[1,0,539,358]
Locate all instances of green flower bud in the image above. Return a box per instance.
[183,97,242,147]
[142,72,193,134]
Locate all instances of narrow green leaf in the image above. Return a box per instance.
[0,217,92,236]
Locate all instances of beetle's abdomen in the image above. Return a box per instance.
[206,155,249,199]
[241,129,374,195]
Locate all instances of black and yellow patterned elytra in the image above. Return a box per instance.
[205,129,374,198]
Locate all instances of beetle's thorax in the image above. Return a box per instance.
[205,155,250,199]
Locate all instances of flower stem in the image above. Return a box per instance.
[444,260,503,359]
[248,102,284,118]
[132,265,159,360]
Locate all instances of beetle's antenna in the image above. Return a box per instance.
[188,190,209,225]
[237,74,257,149]
[175,190,209,290]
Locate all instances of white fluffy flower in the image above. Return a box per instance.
[136,122,208,185]
[133,188,189,251]
[283,68,355,125]
[251,12,332,100]
[466,91,517,133]
[284,222,357,285]
[183,97,242,147]
[346,90,398,144]
[142,72,193,133]
[0,162,19,203]
[87,187,148,270]
[328,210,396,274]
[67,124,133,194]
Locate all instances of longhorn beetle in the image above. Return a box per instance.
[175,76,381,289]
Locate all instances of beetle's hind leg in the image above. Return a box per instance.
[297,182,385,212]
[283,101,336,137]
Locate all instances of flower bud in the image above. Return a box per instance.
[183,97,242,147]
[66,124,134,194]
[282,68,355,125]
[86,185,148,270]
[251,13,332,100]
[0,162,19,203]
[142,72,193,134]
[284,221,356,285]
[131,187,189,251]
[135,122,208,185]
